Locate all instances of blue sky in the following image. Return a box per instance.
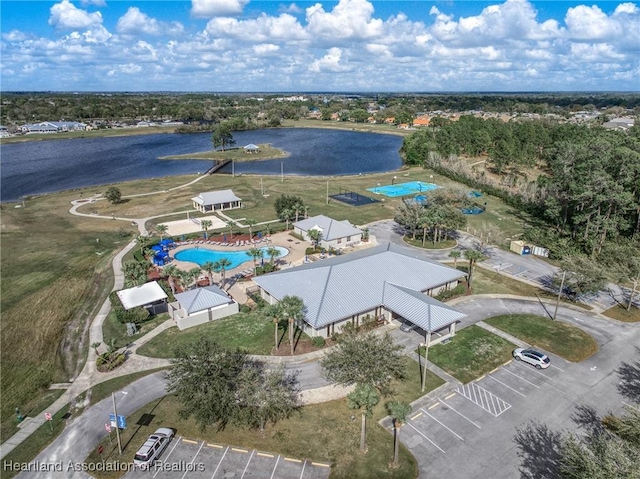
[1,0,638,92]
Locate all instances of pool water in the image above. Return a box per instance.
[367,181,440,197]
[174,246,289,269]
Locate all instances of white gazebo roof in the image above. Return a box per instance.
[192,189,242,206]
[117,281,167,310]
[244,143,259,150]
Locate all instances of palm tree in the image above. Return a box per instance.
[212,261,223,285]
[275,295,305,356]
[122,260,148,288]
[136,235,149,256]
[245,219,257,239]
[246,247,264,275]
[281,208,293,231]
[188,267,202,289]
[215,258,232,288]
[449,250,461,269]
[155,224,168,240]
[202,261,216,285]
[162,264,179,294]
[307,229,322,249]
[463,249,485,290]
[265,304,282,352]
[292,202,303,222]
[226,220,237,240]
[348,384,380,452]
[303,205,309,219]
[201,219,212,239]
[90,342,101,355]
[386,401,412,467]
[266,246,280,266]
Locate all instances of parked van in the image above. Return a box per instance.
[133,428,174,468]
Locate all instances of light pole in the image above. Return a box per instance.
[281,162,284,183]
[392,176,397,185]
[112,391,128,454]
[375,182,381,194]
[553,271,566,320]
[421,331,431,393]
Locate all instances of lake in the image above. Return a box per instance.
[0,128,403,202]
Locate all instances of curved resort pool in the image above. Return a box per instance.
[174,246,289,269]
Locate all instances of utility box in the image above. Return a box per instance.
[533,246,550,257]
[510,240,525,255]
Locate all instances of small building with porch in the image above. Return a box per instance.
[243,144,259,153]
[192,189,242,213]
[168,285,238,330]
[293,215,363,250]
[116,281,168,315]
[253,243,466,340]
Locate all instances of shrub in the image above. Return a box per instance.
[435,284,466,302]
[240,304,252,313]
[312,337,326,348]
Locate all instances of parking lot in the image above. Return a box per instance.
[396,353,569,477]
[124,438,330,479]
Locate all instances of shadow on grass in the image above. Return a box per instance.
[121,396,166,454]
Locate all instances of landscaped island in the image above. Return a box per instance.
[158,143,289,162]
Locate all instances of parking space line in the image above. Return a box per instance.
[407,422,445,453]
[445,393,456,400]
[269,455,280,479]
[420,409,464,441]
[211,445,229,479]
[181,441,205,479]
[428,402,440,410]
[488,375,526,397]
[502,368,540,388]
[411,412,423,420]
[240,449,255,479]
[550,364,565,372]
[154,437,182,478]
[439,399,481,429]
[515,363,553,380]
[298,460,306,479]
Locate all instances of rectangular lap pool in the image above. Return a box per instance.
[367,181,440,197]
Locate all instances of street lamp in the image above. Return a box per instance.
[112,391,128,455]
[375,182,381,194]
[392,176,397,185]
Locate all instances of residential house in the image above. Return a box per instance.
[293,215,362,250]
[254,243,467,339]
[168,285,238,330]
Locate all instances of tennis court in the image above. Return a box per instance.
[329,189,380,206]
[367,181,440,197]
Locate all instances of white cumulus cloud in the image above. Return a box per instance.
[306,0,383,41]
[309,47,352,72]
[49,0,103,30]
[191,0,249,18]
[205,13,307,42]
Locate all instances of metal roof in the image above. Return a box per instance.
[293,215,362,241]
[192,189,242,206]
[174,285,234,314]
[117,281,167,310]
[254,243,466,329]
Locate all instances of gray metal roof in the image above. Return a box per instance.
[293,215,362,241]
[254,243,466,329]
[192,189,242,206]
[174,285,234,314]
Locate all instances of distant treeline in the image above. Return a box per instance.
[402,117,640,259]
[2,92,639,125]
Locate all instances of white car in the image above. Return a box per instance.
[513,348,550,369]
[133,428,174,468]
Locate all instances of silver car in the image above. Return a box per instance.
[513,348,550,369]
[134,428,174,468]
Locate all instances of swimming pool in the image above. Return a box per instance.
[174,246,289,269]
[367,181,440,197]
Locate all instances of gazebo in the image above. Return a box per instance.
[243,144,259,154]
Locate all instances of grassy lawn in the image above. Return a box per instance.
[0,369,164,479]
[427,325,515,384]
[85,357,441,479]
[137,311,275,357]
[403,235,457,250]
[102,313,170,350]
[484,314,598,362]
[602,304,640,323]
[159,143,288,162]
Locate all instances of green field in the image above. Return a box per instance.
[83,357,442,479]
[426,325,515,384]
[484,314,598,361]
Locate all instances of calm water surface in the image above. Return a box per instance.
[0,129,403,202]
